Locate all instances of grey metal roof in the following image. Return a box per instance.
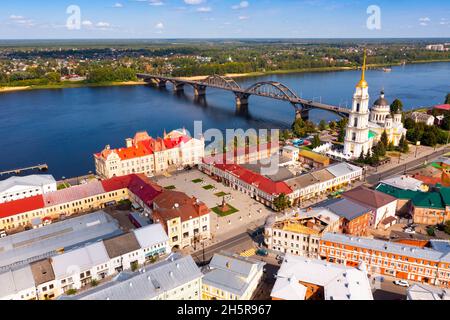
[62,255,202,300]
[315,198,372,220]
[0,211,122,271]
[202,252,265,297]
[325,162,362,178]
[0,265,35,299]
[51,242,110,279]
[322,233,449,262]
[133,223,169,249]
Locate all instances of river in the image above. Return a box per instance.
[0,62,449,179]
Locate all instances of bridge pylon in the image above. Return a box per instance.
[194,85,206,97]
[295,107,310,121]
[173,82,185,93]
[235,92,250,107]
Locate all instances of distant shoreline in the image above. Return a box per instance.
[1,59,449,94]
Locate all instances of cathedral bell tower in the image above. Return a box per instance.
[343,49,371,158]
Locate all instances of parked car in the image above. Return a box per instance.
[256,249,268,257]
[0,229,7,238]
[394,280,410,287]
[404,228,416,234]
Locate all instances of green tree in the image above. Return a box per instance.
[329,121,336,131]
[380,130,389,148]
[399,135,409,153]
[273,194,291,212]
[445,93,450,105]
[390,99,404,114]
[365,149,372,165]
[311,134,322,148]
[319,120,327,131]
[357,150,365,164]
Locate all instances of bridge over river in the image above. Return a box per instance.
[137,73,351,120]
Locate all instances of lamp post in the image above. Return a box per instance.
[415,141,421,158]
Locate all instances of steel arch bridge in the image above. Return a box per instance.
[136,73,351,119]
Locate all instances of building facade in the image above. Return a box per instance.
[94,129,205,179]
[264,208,340,258]
[320,233,450,288]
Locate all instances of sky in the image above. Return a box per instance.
[0,0,449,39]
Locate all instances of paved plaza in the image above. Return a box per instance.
[153,170,275,250]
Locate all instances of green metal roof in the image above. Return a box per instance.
[375,184,420,200]
[369,130,377,139]
[439,187,450,206]
[412,192,445,209]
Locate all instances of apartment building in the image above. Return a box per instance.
[264,208,340,258]
[320,233,450,288]
[202,252,265,300]
[94,129,205,179]
[151,190,211,249]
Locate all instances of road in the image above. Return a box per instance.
[190,231,254,265]
[366,148,449,185]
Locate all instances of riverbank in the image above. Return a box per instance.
[0,80,146,94]
[1,59,449,94]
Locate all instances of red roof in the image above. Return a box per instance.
[95,131,192,161]
[101,175,134,192]
[214,163,293,196]
[434,104,450,111]
[127,174,163,206]
[0,195,45,219]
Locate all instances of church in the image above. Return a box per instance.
[343,51,407,159]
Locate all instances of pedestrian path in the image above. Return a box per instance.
[240,248,256,257]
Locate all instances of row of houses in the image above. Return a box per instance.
[0,173,212,250]
[0,223,170,300]
[198,160,363,210]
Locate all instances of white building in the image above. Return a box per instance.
[343,52,407,159]
[202,252,265,300]
[409,112,435,126]
[343,51,372,158]
[271,254,373,300]
[0,175,56,203]
[94,129,205,179]
[62,255,203,300]
[0,265,37,300]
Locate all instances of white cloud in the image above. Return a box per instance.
[155,22,164,29]
[419,17,430,22]
[232,1,249,10]
[197,6,212,12]
[239,15,249,20]
[82,20,93,26]
[96,22,111,29]
[113,3,123,8]
[149,0,164,5]
[9,15,25,20]
[184,0,204,4]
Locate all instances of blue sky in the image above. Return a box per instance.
[0,0,449,39]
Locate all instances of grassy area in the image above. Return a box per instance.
[164,185,176,190]
[211,204,239,217]
[203,185,215,190]
[57,183,70,190]
[192,179,203,183]
[214,192,229,197]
